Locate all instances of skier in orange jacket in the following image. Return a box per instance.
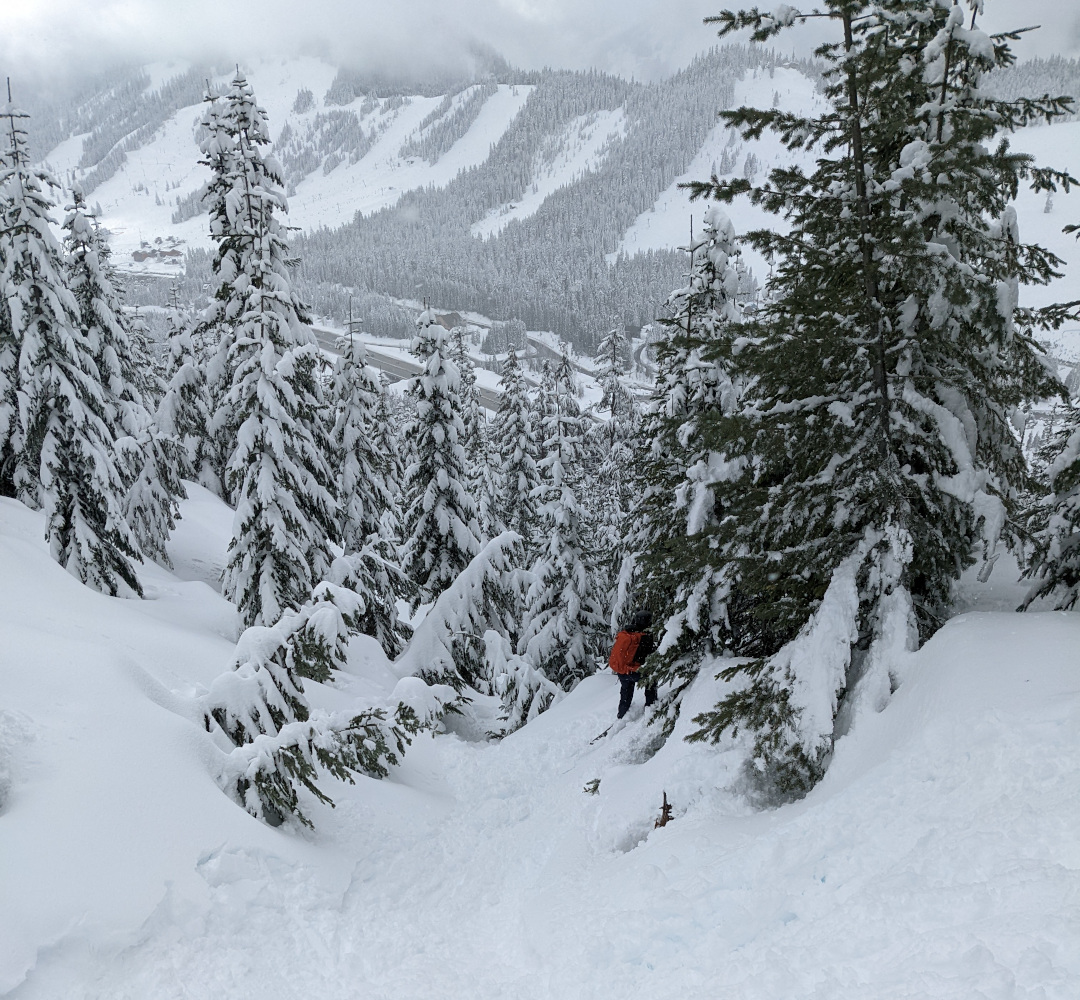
[609,609,657,718]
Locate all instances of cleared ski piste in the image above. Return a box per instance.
[1,487,1078,999]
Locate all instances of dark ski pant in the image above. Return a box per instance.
[617,672,657,718]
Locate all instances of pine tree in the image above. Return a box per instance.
[372,372,407,504]
[491,348,541,545]
[1022,411,1080,609]
[520,353,605,688]
[677,2,1071,797]
[401,310,482,605]
[590,325,641,626]
[202,582,417,827]
[451,325,493,532]
[197,85,243,500]
[213,73,337,628]
[157,309,212,483]
[1021,219,1080,607]
[123,409,186,567]
[0,101,142,593]
[63,190,185,566]
[330,334,411,654]
[624,205,745,707]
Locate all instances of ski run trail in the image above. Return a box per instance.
[1,486,1079,1000]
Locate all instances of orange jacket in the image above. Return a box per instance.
[609,630,647,674]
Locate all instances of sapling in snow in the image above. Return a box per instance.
[396,532,554,726]
[202,580,417,827]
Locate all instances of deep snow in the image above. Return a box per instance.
[1,484,1078,999]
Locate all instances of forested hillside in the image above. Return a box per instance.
[25,46,1080,349]
[292,46,792,348]
[27,47,804,347]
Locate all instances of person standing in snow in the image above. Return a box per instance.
[609,609,656,718]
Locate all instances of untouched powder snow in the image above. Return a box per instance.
[1,491,1079,998]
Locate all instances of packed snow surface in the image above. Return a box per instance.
[1,490,1079,999]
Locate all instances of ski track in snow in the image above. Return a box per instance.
[2,487,1079,998]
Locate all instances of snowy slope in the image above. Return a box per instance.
[2,489,1078,999]
[288,82,534,234]
[42,56,1080,356]
[471,107,628,238]
[42,61,534,271]
[612,66,827,279]
[1010,119,1080,309]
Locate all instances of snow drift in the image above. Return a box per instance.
[1,489,1078,998]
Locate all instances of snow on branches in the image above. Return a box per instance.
[201,580,416,828]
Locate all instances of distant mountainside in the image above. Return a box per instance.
[25,48,1080,349]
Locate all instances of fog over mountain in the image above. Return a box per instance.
[2,0,1079,97]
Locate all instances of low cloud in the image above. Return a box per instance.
[1,0,1076,99]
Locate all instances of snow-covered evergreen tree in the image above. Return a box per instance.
[400,310,482,606]
[202,581,418,827]
[475,424,504,541]
[122,413,186,567]
[520,353,605,688]
[490,348,540,544]
[590,325,641,626]
[450,325,494,532]
[373,372,407,503]
[157,310,211,483]
[451,327,483,459]
[1022,218,1080,607]
[396,531,551,727]
[330,334,411,654]
[63,190,185,566]
[678,1,1070,796]
[196,85,243,500]
[212,73,337,628]
[1022,412,1080,609]
[622,205,745,708]
[0,102,142,593]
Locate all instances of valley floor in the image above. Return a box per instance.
[1,490,1078,999]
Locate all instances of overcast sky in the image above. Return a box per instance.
[2,0,1079,94]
